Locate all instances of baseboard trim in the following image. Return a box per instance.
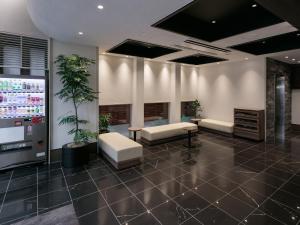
[292,124,300,131]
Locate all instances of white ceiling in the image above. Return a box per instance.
[26,0,300,65]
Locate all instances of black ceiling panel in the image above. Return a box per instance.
[153,0,284,42]
[107,39,180,58]
[230,31,300,55]
[170,54,227,65]
[256,0,300,30]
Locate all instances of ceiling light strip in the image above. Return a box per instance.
[184,40,231,53]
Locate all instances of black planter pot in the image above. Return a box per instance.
[62,143,89,168]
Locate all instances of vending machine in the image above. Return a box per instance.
[0,76,47,170]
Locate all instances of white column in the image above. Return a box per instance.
[131,58,144,137]
[169,63,181,123]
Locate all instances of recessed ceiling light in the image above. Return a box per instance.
[211,20,216,24]
[292,58,296,61]
[126,56,129,58]
[245,57,249,60]
[217,62,220,65]
[97,5,104,10]
[78,32,84,35]
[252,4,257,8]
[285,56,289,59]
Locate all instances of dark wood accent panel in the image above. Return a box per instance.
[292,124,300,131]
[291,65,300,89]
[181,101,193,117]
[144,103,168,121]
[234,109,265,141]
[99,105,131,125]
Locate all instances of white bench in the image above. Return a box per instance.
[141,122,197,145]
[98,132,143,169]
[198,119,234,135]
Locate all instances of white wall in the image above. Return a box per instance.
[198,58,266,123]
[181,66,198,101]
[292,90,300,125]
[51,40,98,149]
[0,0,46,38]
[144,61,172,103]
[99,55,133,105]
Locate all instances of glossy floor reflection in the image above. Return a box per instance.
[0,131,300,225]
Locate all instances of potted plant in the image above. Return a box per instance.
[99,113,111,134]
[55,54,97,168]
[191,99,202,118]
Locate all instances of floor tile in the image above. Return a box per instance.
[4,185,37,204]
[271,190,300,211]
[151,200,191,225]
[110,196,146,224]
[38,169,63,183]
[146,159,173,170]
[12,166,37,179]
[242,210,285,225]
[264,167,294,180]
[94,174,121,190]
[73,192,106,217]
[65,171,90,186]
[280,181,300,197]
[181,217,204,225]
[253,172,286,188]
[38,189,71,212]
[194,205,240,225]
[173,190,210,216]
[38,177,67,195]
[229,187,267,208]
[145,171,172,185]
[101,183,132,204]
[134,163,159,175]
[215,194,254,221]
[193,182,227,203]
[161,166,188,178]
[126,212,161,225]
[258,198,300,225]
[0,197,37,224]
[116,168,141,182]
[221,167,257,184]
[136,187,170,209]
[241,179,277,197]
[124,177,154,194]
[157,180,188,198]
[8,175,37,191]
[69,180,97,200]
[78,207,119,225]
[176,173,205,189]
[209,176,240,193]
[88,166,113,180]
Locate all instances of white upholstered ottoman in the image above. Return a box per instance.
[141,122,197,145]
[198,119,234,135]
[98,132,143,169]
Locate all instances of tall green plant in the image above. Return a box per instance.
[55,54,97,144]
[191,99,202,118]
[99,114,111,133]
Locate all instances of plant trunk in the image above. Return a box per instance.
[73,98,79,143]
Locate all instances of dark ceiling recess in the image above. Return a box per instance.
[230,31,300,55]
[256,0,300,30]
[153,0,284,42]
[170,54,227,65]
[107,39,180,58]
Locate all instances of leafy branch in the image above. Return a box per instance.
[55,54,97,144]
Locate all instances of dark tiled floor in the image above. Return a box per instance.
[0,131,300,225]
